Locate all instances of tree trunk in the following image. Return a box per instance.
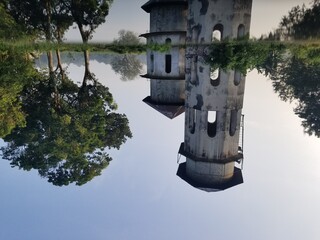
[47,51,54,73]
[56,49,65,80]
[78,24,88,44]
[47,51,60,109]
[83,49,91,84]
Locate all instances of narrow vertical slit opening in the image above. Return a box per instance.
[237,24,245,38]
[165,54,172,73]
[189,108,196,134]
[234,70,241,86]
[207,111,217,138]
[229,110,238,136]
[150,54,154,73]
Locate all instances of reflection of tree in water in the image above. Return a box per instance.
[1,50,132,186]
[110,54,143,81]
[206,42,320,137]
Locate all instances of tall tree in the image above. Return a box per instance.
[265,56,320,137]
[113,30,142,46]
[0,2,28,40]
[278,1,320,39]
[65,0,113,43]
[5,0,73,41]
[61,0,113,76]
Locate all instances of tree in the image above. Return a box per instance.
[0,2,29,40]
[293,1,320,39]
[110,54,143,81]
[113,30,141,46]
[60,0,113,85]
[1,60,132,186]
[265,56,320,137]
[0,47,36,138]
[5,0,73,42]
[277,1,320,40]
[65,0,113,43]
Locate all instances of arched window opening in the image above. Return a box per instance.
[212,24,223,42]
[210,68,220,86]
[189,108,197,134]
[207,111,217,138]
[237,24,245,38]
[208,111,216,123]
[212,30,221,41]
[234,70,241,86]
[165,54,172,73]
[229,110,238,136]
[150,54,154,73]
[165,38,172,44]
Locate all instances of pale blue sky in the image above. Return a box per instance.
[65,0,312,42]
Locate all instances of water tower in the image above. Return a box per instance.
[177,0,253,191]
[141,0,188,119]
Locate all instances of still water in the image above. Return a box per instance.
[1,0,320,240]
[0,52,319,240]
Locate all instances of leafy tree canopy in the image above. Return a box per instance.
[66,0,113,43]
[5,0,73,41]
[0,48,37,138]
[0,2,29,40]
[264,0,320,40]
[113,30,142,46]
[1,60,132,186]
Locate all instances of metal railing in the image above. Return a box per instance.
[237,114,245,169]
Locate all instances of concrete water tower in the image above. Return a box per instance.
[141,0,188,119]
[177,0,253,191]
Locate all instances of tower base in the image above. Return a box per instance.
[177,162,243,192]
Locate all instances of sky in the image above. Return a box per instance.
[64,0,312,42]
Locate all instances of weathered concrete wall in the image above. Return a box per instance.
[146,33,186,78]
[186,159,235,184]
[185,64,246,111]
[150,4,187,32]
[187,0,253,43]
[184,107,241,159]
[150,79,185,103]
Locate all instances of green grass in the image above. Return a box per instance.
[0,38,319,59]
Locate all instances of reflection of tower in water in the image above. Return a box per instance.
[177,0,253,191]
[140,0,187,119]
